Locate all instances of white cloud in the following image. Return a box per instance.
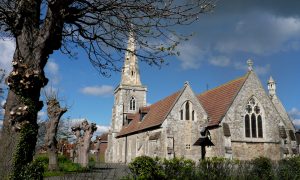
[47,61,59,75]
[293,119,300,127]
[215,12,300,55]
[45,60,60,85]
[0,39,15,73]
[81,85,114,97]
[233,61,270,75]
[289,108,300,117]
[0,120,2,127]
[253,64,270,75]
[209,56,231,67]
[176,42,206,70]
[96,125,110,134]
[289,108,300,128]
[38,111,46,119]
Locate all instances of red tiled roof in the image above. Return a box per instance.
[198,74,248,127]
[117,91,181,137]
[98,132,108,142]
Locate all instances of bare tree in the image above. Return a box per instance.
[0,0,214,176]
[44,91,67,171]
[72,120,97,168]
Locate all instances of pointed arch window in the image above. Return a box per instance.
[245,114,250,137]
[185,102,190,120]
[130,96,136,111]
[179,101,196,121]
[244,97,263,138]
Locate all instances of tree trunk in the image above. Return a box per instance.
[72,120,97,168]
[80,133,92,167]
[2,48,47,178]
[45,98,67,171]
[0,0,65,177]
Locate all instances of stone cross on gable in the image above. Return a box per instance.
[247,59,253,71]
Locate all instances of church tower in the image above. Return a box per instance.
[111,32,147,132]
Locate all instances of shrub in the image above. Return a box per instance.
[198,157,234,180]
[89,156,96,168]
[18,158,45,180]
[251,157,274,180]
[128,156,165,179]
[277,156,300,180]
[58,155,70,163]
[163,157,196,180]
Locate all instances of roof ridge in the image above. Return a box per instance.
[198,72,249,96]
[198,72,250,127]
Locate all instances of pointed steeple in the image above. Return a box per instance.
[268,76,276,98]
[120,32,142,86]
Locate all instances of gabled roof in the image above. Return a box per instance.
[117,91,181,137]
[198,73,248,127]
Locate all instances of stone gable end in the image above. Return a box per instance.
[221,72,282,160]
[161,84,208,161]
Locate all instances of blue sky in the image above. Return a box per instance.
[1,0,300,133]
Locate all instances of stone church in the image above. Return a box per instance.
[105,36,297,163]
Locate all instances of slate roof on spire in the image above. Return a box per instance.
[198,73,249,127]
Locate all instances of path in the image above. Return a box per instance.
[44,163,131,180]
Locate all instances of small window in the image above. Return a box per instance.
[131,71,134,76]
[180,110,183,120]
[130,97,136,111]
[185,102,190,120]
[185,144,191,150]
[192,110,195,121]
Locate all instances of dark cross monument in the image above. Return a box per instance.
[194,126,214,160]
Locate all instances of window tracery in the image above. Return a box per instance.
[244,97,263,138]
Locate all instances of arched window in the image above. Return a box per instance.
[251,113,257,138]
[244,97,263,138]
[185,102,190,120]
[180,110,183,120]
[245,114,250,137]
[257,115,263,138]
[179,101,196,121]
[192,110,195,121]
[129,97,136,111]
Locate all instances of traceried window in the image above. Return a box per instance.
[179,101,196,121]
[244,97,263,138]
[129,96,136,111]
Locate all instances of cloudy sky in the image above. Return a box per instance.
[1,0,300,132]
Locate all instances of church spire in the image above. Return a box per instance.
[120,32,142,86]
[268,76,276,98]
